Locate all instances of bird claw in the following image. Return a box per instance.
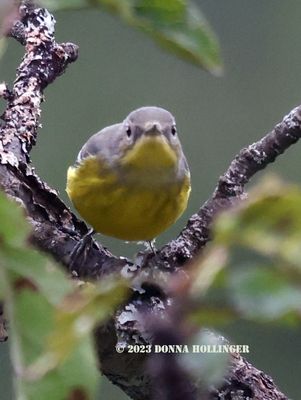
[69,228,95,271]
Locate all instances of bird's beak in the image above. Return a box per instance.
[144,121,163,136]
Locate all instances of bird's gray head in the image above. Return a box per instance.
[122,106,179,146]
[75,106,189,183]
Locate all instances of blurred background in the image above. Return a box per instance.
[1,0,301,398]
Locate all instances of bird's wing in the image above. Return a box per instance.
[76,123,122,164]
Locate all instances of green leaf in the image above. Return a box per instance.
[14,290,54,364]
[189,245,228,299]
[14,290,99,400]
[25,340,98,400]
[228,265,301,324]
[43,278,127,367]
[190,176,301,328]
[214,176,301,270]
[0,191,72,306]
[38,0,222,74]
[11,279,127,399]
[2,247,72,306]
[0,193,30,247]
[0,192,128,399]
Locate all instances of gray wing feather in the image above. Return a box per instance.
[76,123,122,164]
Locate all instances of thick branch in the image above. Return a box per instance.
[0,3,294,400]
[0,4,127,278]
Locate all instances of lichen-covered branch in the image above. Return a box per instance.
[0,2,293,400]
[0,3,126,279]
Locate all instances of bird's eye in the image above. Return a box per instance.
[171,125,177,136]
[126,126,132,138]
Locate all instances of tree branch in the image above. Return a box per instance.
[0,3,127,279]
[156,106,301,268]
[0,2,295,400]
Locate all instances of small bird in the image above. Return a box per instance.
[66,107,191,242]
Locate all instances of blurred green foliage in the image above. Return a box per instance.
[190,176,301,327]
[0,193,128,400]
[180,330,230,388]
[38,0,222,73]
[2,175,301,399]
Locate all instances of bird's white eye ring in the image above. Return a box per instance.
[126,125,132,138]
[171,125,177,136]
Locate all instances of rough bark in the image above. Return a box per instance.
[0,2,295,400]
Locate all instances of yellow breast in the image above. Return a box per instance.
[66,139,190,241]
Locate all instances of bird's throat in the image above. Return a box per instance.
[122,136,178,172]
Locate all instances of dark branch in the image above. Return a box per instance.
[0,4,127,279]
[8,20,26,45]
[0,305,8,342]
[0,2,294,400]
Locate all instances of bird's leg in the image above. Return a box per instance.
[69,228,96,270]
[146,240,157,255]
[134,240,157,266]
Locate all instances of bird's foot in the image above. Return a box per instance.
[146,240,157,255]
[69,228,96,272]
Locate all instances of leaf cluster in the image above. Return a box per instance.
[0,193,128,400]
[190,176,301,327]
